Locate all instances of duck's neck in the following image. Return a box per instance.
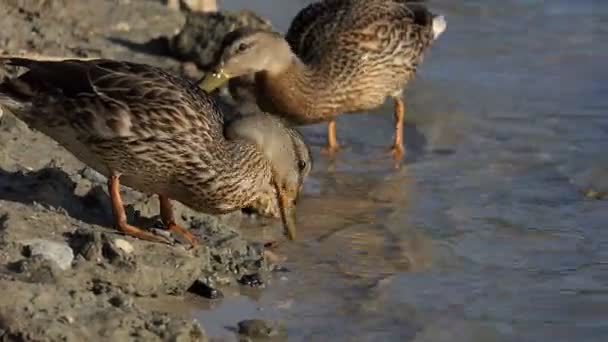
[174,137,272,214]
[256,57,329,124]
[218,139,274,211]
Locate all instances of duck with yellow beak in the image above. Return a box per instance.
[0,57,311,245]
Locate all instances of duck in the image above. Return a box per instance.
[165,0,293,218]
[0,57,312,246]
[199,0,447,162]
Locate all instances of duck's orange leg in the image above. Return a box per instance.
[108,175,172,244]
[159,194,199,246]
[321,119,341,155]
[389,97,405,161]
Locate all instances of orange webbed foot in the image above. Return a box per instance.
[166,222,199,247]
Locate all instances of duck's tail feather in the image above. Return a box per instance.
[431,15,447,39]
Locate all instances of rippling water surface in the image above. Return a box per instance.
[193,1,607,340]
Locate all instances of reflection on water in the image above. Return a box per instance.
[194,0,608,341]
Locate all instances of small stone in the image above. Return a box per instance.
[69,230,103,262]
[9,256,60,284]
[237,319,286,339]
[0,111,20,131]
[113,22,130,32]
[58,315,74,324]
[112,239,134,254]
[22,239,74,270]
[91,279,112,295]
[238,274,264,288]
[79,167,106,184]
[108,294,133,309]
[101,240,135,268]
[150,228,172,240]
[188,279,223,299]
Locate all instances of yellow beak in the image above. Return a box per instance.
[198,69,231,93]
[274,182,297,241]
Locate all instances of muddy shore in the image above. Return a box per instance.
[0,1,281,340]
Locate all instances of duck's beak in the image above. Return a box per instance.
[199,68,231,93]
[274,182,297,241]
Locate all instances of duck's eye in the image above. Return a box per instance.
[237,42,249,53]
[297,160,307,172]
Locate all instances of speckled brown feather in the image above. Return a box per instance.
[258,0,443,123]
[0,58,311,216]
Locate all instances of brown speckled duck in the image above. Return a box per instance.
[200,0,446,161]
[0,58,311,245]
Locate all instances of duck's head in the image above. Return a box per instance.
[199,28,293,93]
[226,112,312,240]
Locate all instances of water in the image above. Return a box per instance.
[194,0,608,340]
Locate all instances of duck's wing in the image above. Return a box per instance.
[0,58,223,141]
[285,0,351,64]
[285,0,438,68]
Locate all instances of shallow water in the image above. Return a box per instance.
[195,0,608,340]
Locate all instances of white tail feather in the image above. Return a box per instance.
[432,15,447,39]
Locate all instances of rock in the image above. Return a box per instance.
[22,239,74,270]
[188,279,223,299]
[67,228,206,296]
[237,319,287,339]
[79,166,106,184]
[101,241,129,265]
[108,293,133,309]
[189,217,271,285]
[8,255,61,284]
[58,314,74,325]
[0,111,20,131]
[112,238,134,255]
[238,274,264,288]
[169,10,273,70]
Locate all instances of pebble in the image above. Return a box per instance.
[113,22,130,32]
[58,315,74,324]
[108,293,133,309]
[112,239,134,254]
[237,319,286,339]
[188,279,224,299]
[79,167,106,184]
[239,274,264,288]
[22,239,74,271]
